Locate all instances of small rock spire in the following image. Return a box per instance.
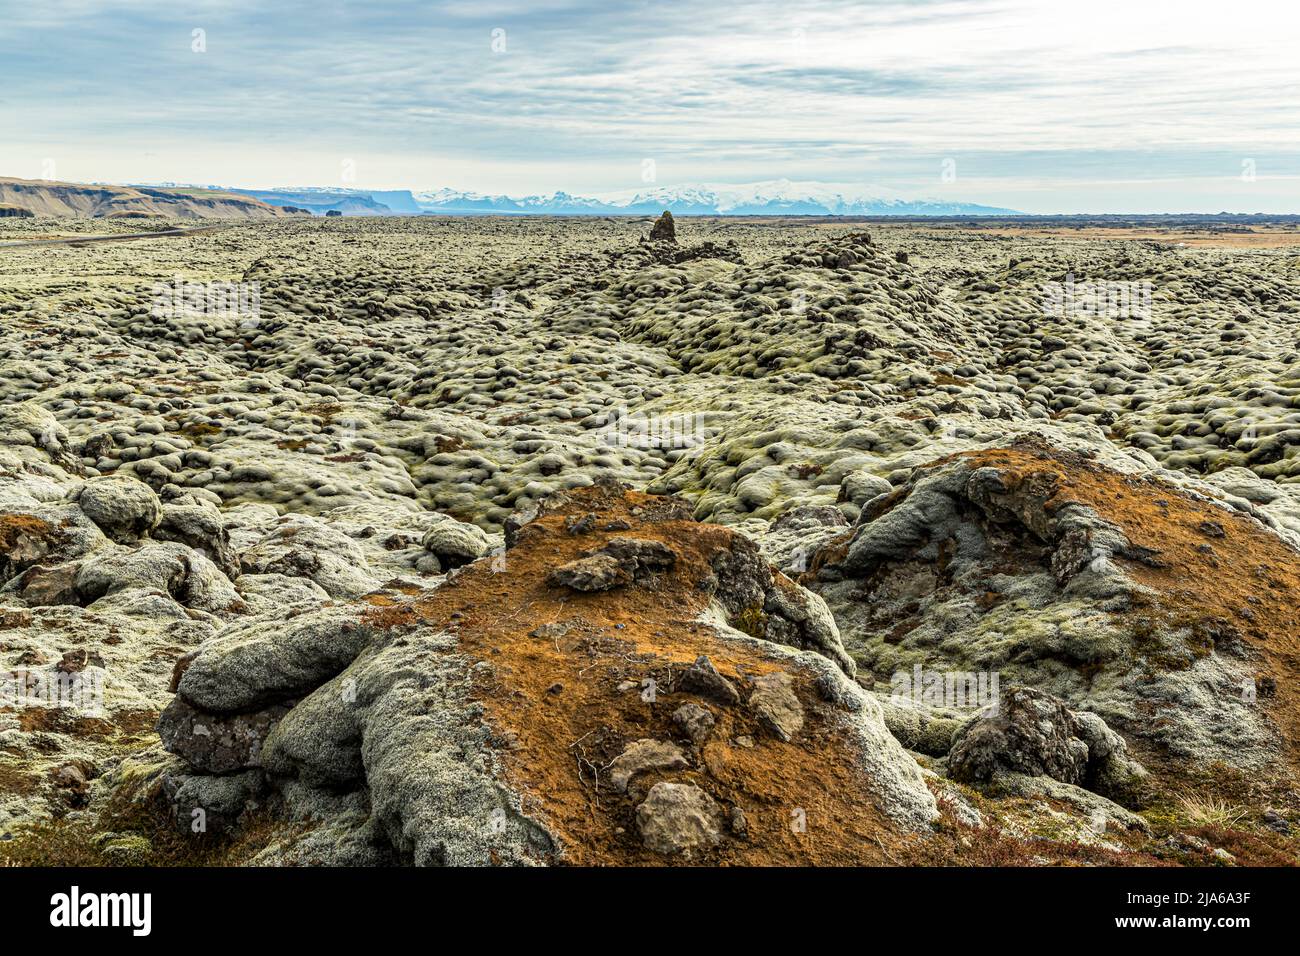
[649,210,676,243]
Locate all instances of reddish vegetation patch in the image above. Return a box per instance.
[0,760,39,796]
[3,706,158,741]
[0,513,54,548]
[0,608,34,629]
[0,514,58,573]
[431,435,466,454]
[364,484,908,866]
[949,444,1300,780]
[1180,825,1298,867]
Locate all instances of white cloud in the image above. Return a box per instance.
[2,0,1297,210]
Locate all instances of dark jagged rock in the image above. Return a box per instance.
[649,210,676,243]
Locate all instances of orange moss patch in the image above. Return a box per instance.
[0,514,59,574]
[0,513,53,549]
[8,706,158,741]
[0,759,39,796]
[363,484,906,866]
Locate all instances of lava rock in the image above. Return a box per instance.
[635,781,723,856]
[649,211,676,243]
[678,655,741,706]
[77,476,161,544]
[608,738,689,792]
[158,695,293,773]
[672,701,716,744]
[748,671,805,741]
[548,552,630,591]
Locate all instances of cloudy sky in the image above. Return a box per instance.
[2,0,1298,212]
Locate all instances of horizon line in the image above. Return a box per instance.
[5,174,1298,218]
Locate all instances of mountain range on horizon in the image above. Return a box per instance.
[8,175,1293,221]
[139,178,1023,218]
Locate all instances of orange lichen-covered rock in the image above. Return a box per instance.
[161,482,937,865]
[812,439,1300,799]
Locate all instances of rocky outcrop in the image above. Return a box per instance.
[77,476,163,543]
[154,483,937,865]
[0,176,289,219]
[810,441,1300,789]
[649,210,676,243]
[548,536,676,591]
[157,696,292,774]
[635,782,722,856]
[947,686,1147,804]
[0,448,436,835]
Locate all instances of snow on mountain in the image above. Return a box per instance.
[124,180,1019,217]
[593,179,910,211]
[413,189,611,214]
[415,180,1018,216]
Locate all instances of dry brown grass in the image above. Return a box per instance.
[1176,793,1250,829]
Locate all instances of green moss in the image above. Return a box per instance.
[0,762,297,867]
[95,832,154,865]
[177,421,224,439]
[731,604,768,638]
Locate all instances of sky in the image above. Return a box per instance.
[1,0,1298,213]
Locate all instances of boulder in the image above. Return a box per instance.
[548,536,677,592]
[599,536,676,576]
[948,686,1147,804]
[748,671,805,741]
[635,782,723,856]
[154,503,239,579]
[157,695,292,773]
[547,552,629,591]
[672,702,715,745]
[421,519,491,569]
[240,515,381,598]
[77,476,161,543]
[175,605,377,712]
[162,768,266,836]
[678,655,740,706]
[948,687,1089,785]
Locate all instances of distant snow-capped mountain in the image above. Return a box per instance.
[414,179,1018,216]
[122,179,1019,217]
[412,189,613,215]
